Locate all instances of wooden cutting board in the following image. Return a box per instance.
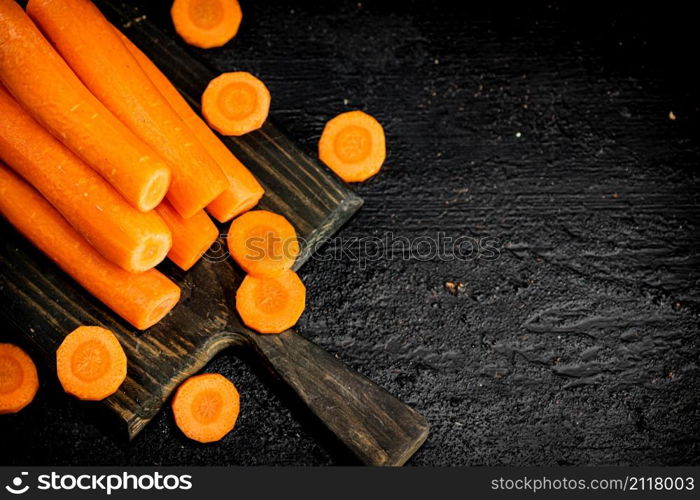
[0,0,428,466]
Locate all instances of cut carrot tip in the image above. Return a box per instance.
[206,188,264,222]
[139,168,171,211]
[0,343,39,414]
[130,232,172,273]
[145,295,181,329]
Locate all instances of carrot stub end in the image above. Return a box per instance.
[227,210,299,277]
[156,201,219,271]
[236,270,306,334]
[56,326,127,401]
[139,169,171,212]
[172,373,240,443]
[0,343,39,414]
[171,0,242,49]
[318,110,386,182]
[202,72,270,136]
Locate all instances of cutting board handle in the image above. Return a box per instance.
[246,331,429,466]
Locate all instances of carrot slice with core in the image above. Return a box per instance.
[0,344,39,414]
[172,373,240,443]
[27,0,229,218]
[118,32,264,222]
[0,0,171,212]
[318,110,386,182]
[236,270,306,334]
[171,0,242,49]
[0,86,172,273]
[227,210,299,277]
[56,326,127,401]
[155,201,219,271]
[0,164,181,330]
[202,72,271,136]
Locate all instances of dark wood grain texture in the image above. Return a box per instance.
[249,332,428,466]
[0,0,429,466]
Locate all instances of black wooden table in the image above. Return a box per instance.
[1,1,698,466]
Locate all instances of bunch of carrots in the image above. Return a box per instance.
[0,0,386,443]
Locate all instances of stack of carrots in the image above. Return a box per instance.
[0,0,269,330]
[0,0,386,443]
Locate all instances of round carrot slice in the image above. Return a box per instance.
[236,270,306,334]
[318,110,386,182]
[56,326,127,401]
[172,373,240,443]
[227,210,299,277]
[201,72,271,136]
[171,0,242,49]
[0,343,39,414]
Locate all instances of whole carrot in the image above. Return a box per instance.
[119,32,265,222]
[0,164,181,330]
[0,0,170,212]
[27,0,229,218]
[0,87,172,273]
[155,201,219,271]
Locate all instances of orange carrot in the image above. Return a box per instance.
[172,373,240,443]
[227,210,299,277]
[56,326,127,401]
[0,343,39,414]
[318,110,386,182]
[27,0,229,218]
[155,201,219,271]
[0,165,181,330]
[171,0,243,49]
[0,0,170,212]
[201,72,271,136]
[0,86,172,273]
[118,32,265,222]
[236,270,306,334]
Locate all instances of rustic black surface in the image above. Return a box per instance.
[1,0,699,465]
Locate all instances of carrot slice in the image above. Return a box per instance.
[171,0,242,49]
[118,32,264,222]
[172,373,240,443]
[227,210,299,277]
[318,110,386,182]
[155,201,219,271]
[202,72,271,136]
[0,165,181,330]
[0,344,39,414]
[27,0,229,218]
[56,326,127,401]
[236,270,306,334]
[0,86,172,273]
[0,0,170,212]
